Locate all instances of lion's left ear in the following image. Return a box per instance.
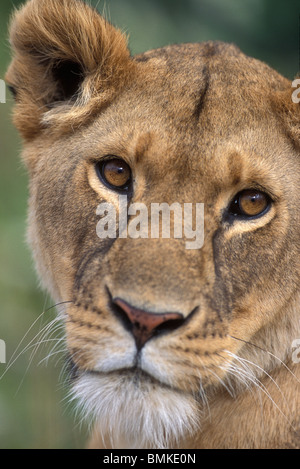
[5,0,134,140]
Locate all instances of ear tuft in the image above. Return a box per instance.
[5,0,133,140]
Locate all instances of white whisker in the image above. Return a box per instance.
[229,335,300,385]
[220,351,296,432]
[1,303,68,393]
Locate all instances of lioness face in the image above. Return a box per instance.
[6,0,300,448]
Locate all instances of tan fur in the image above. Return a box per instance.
[6,0,300,449]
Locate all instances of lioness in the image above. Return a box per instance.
[6,0,300,449]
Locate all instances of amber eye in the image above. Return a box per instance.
[229,189,271,218]
[96,157,132,191]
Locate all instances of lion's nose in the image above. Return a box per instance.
[113,298,184,349]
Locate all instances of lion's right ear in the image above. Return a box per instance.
[5,0,133,140]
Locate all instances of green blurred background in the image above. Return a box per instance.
[0,0,299,449]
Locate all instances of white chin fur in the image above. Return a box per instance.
[71,371,200,449]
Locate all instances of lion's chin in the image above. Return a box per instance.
[71,369,200,449]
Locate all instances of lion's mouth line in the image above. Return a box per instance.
[67,352,188,394]
[92,367,185,396]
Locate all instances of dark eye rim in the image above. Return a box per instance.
[95,156,133,193]
[226,189,272,221]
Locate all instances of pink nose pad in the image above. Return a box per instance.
[113,298,184,349]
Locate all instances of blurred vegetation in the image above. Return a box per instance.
[0,0,298,449]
